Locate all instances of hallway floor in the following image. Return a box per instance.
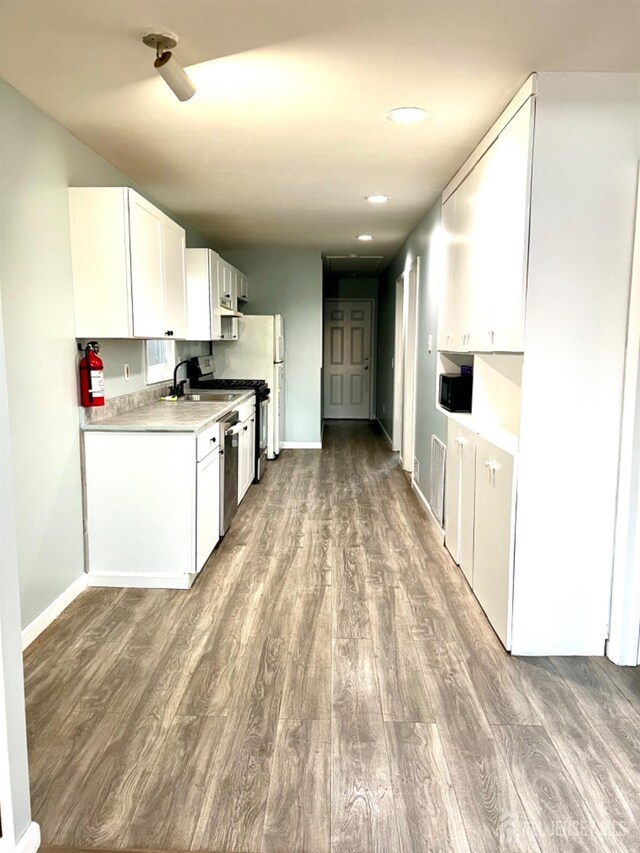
[25,421,640,852]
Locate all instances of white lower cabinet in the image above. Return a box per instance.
[237,398,256,503]
[84,424,221,588]
[472,436,516,647]
[444,421,476,584]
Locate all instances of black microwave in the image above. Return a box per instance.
[439,372,472,412]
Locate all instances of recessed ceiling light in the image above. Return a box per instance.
[365,194,390,204]
[386,106,428,124]
[357,234,374,242]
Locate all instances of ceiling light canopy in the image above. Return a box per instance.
[386,106,428,124]
[365,194,390,204]
[142,31,196,102]
[357,234,374,241]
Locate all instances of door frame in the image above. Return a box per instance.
[322,298,377,420]
[608,165,640,666]
[392,275,404,453]
[392,258,420,472]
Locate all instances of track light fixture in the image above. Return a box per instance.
[142,31,196,102]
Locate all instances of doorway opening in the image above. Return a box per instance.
[392,257,420,473]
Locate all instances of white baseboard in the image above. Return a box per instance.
[22,574,87,650]
[411,480,446,543]
[281,441,323,449]
[87,572,194,589]
[376,418,394,449]
[13,822,40,853]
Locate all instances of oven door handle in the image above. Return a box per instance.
[225,423,243,437]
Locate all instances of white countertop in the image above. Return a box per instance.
[82,390,254,434]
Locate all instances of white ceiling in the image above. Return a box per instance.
[1,0,639,268]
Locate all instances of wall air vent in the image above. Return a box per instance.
[430,436,446,527]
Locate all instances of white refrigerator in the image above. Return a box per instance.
[214,314,284,458]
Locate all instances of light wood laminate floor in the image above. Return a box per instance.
[24,421,640,853]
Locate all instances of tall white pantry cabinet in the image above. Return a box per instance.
[439,72,640,655]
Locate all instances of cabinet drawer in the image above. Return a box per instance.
[196,422,221,462]
[236,396,256,424]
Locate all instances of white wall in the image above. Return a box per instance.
[0,293,33,851]
[0,80,213,628]
[224,250,323,444]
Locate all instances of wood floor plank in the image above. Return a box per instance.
[280,584,331,720]
[333,546,371,639]
[178,585,259,716]
[252,550,301,637]
[191,636,288,852]
[121,714,227,850]
[492,724,611,853]
[412,621,540,851]
[367,584,434,723]
[385,721,471,853]
[332,711,401,853]
[517,657,640,851]
[53,627,208,847]
[261,718,331,853]
[551,656,639,725]
[595,657,640,718]
[333,638,381,718]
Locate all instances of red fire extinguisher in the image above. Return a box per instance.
[79,341,105,407]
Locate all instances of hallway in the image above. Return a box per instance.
[25,421,640,852]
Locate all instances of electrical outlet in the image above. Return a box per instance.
[124,363,130,381]
[414,458,420,482]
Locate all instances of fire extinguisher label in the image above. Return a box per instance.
[90,370,104,396]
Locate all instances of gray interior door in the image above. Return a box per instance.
[323,300,372,419]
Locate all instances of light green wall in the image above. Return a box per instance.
[0,79,213,628]
[376,199,447,500]
[224,250,323,444]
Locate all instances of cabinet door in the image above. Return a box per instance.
[239,274,249,301]
[458,425,476,584]
[129,193,165,337]
[489,100,533,352]
[186,249,212,341]
[450,171,473,352]
[245,416,256,493]
[209,252,223,340]
[220,260,232,302]
[69,188,132,338]
[473,437,515,647]
[197,449,220,571]
[444,420,461,563]
[438,195,456,350]
[468,149,495,352]
[238,422,249,503]
[162,218,187,339]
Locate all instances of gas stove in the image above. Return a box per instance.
[196,377,270,401]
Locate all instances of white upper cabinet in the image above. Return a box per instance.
[186,248,223,341]
[438,98,533,354]
[437,196,456,350]
[488,101,533,352]
[69,187,186,339]
[238,273,250,302]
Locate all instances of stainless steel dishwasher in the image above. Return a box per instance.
[220,411,240,535]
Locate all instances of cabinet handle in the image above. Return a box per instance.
[244,425,248,431]
[165,330,174,337]
[210,437,216,443]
